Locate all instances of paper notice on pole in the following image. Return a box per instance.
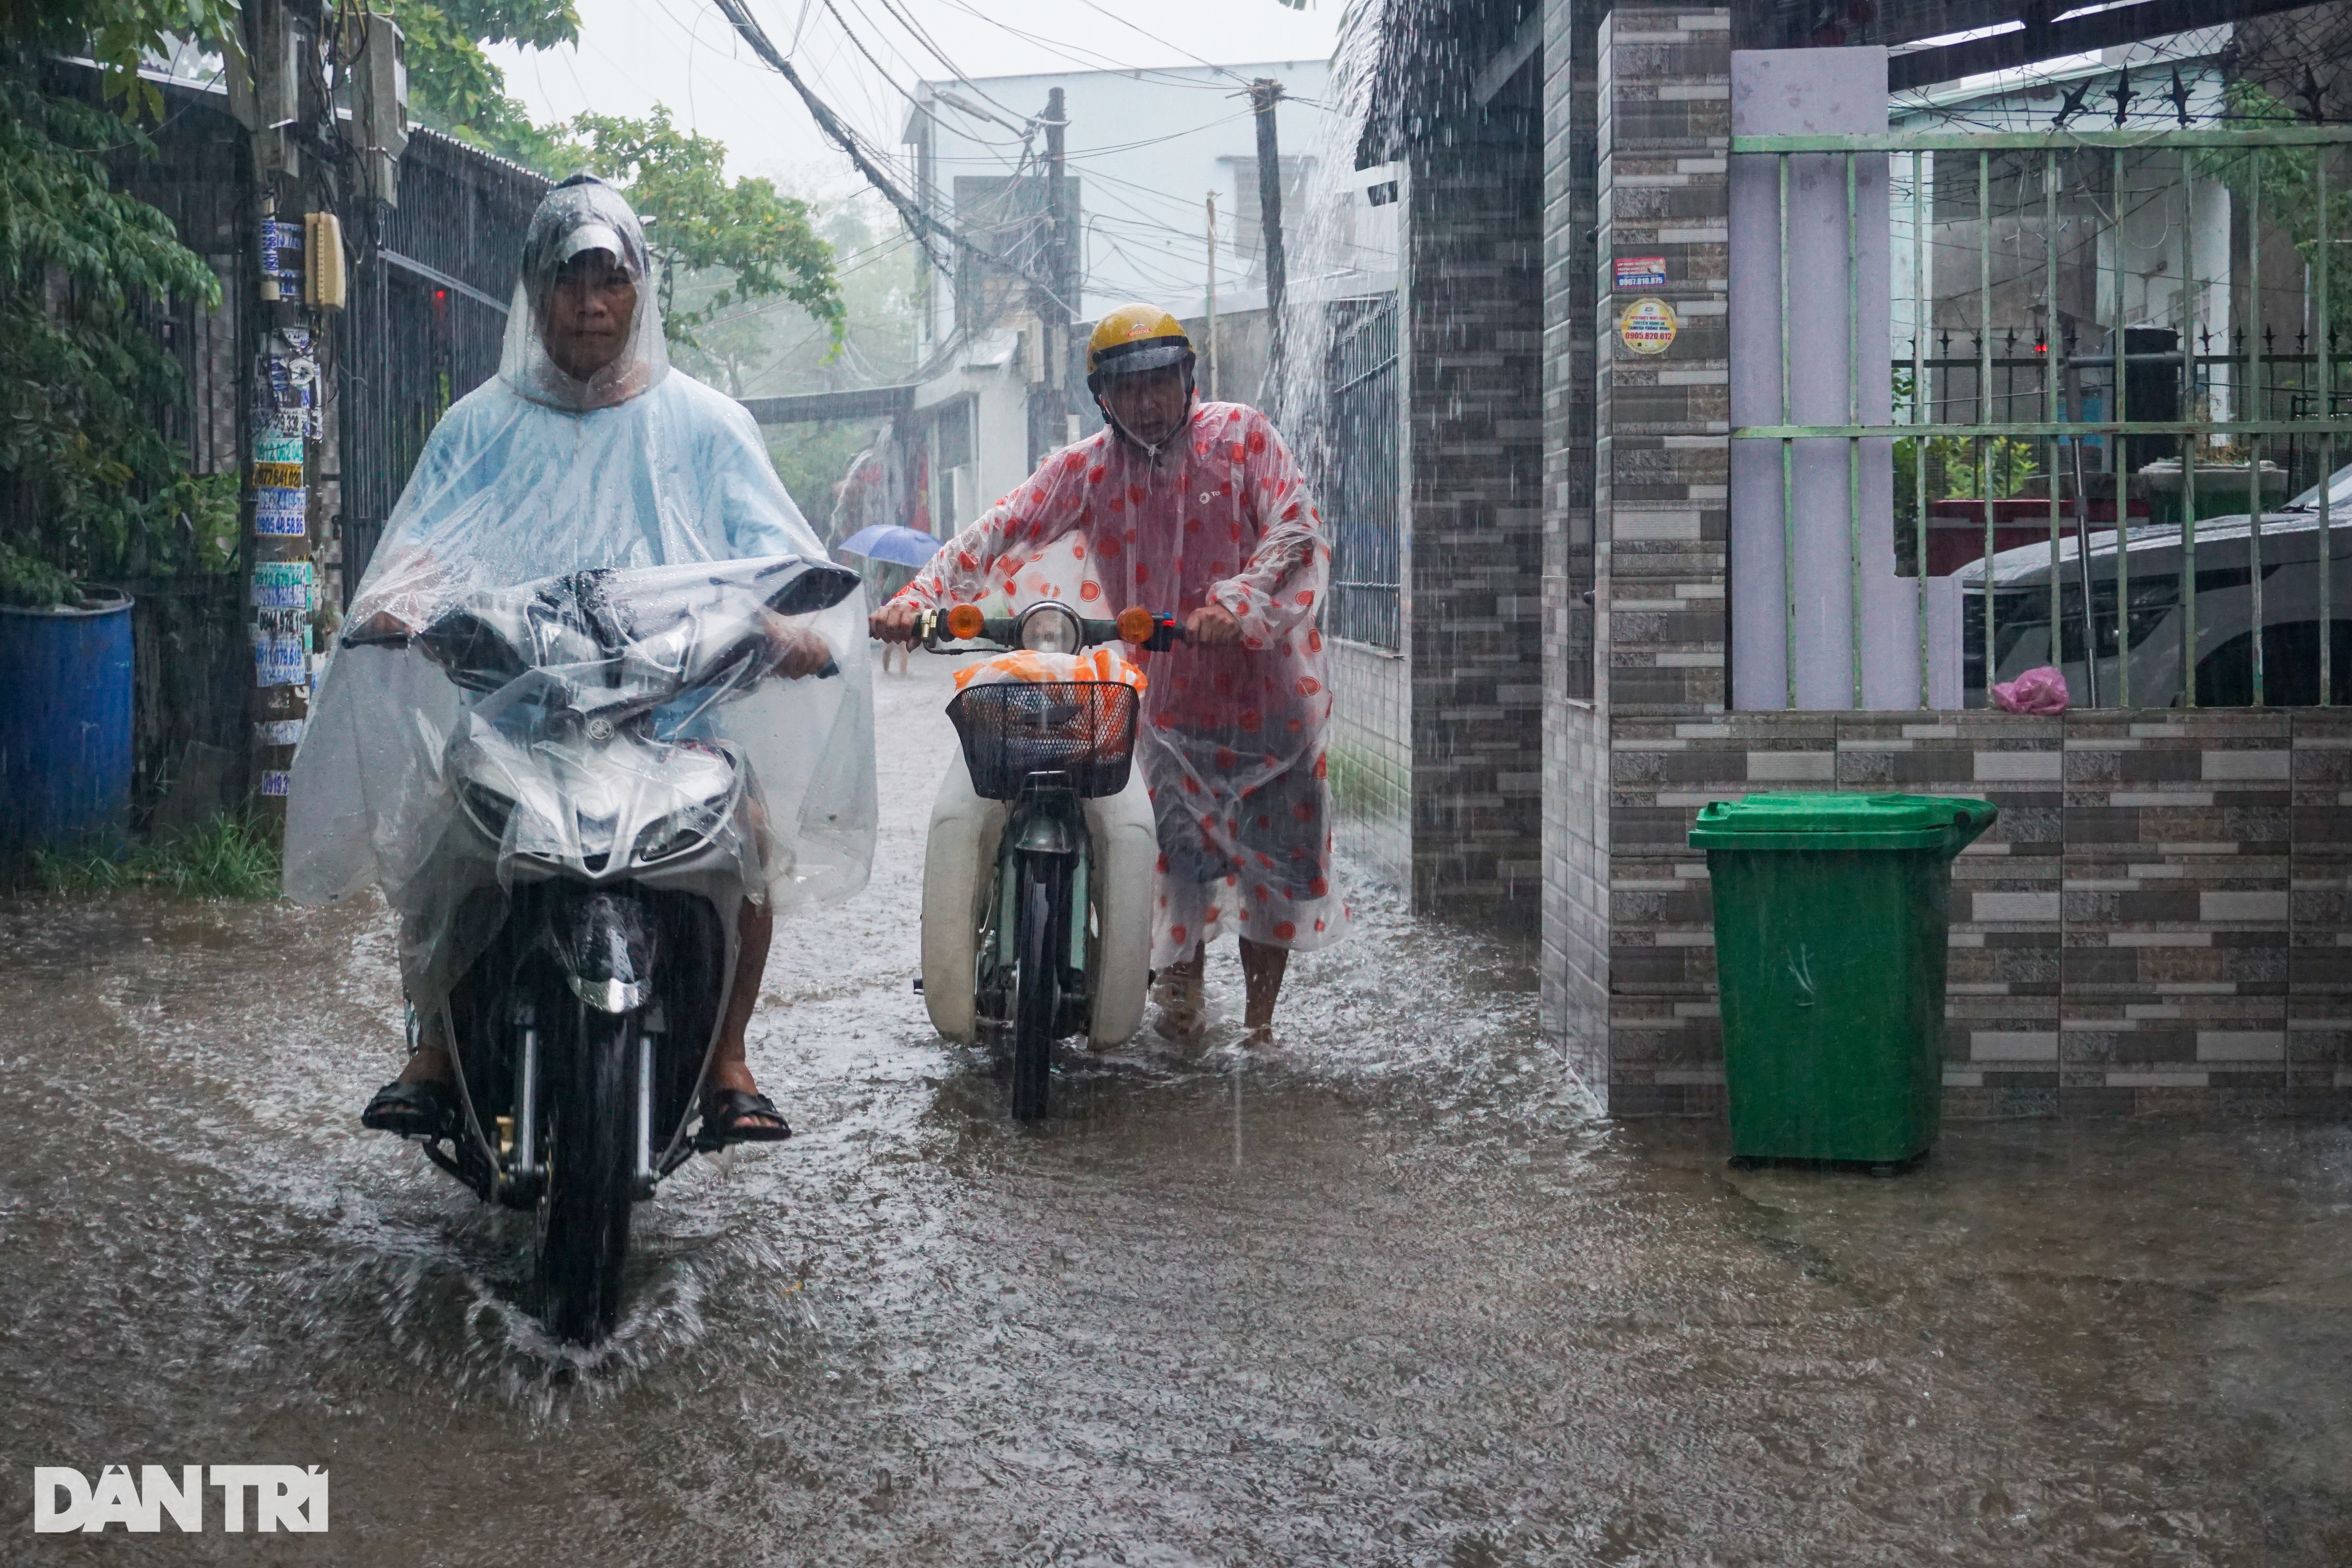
[252,560,315,610]
[253,638,308,685]
[253,412,305,464]
[254,719,307,748]
[259,219,303,291]
[252,595,313,686]
[260,770,292,798]
[254,486,308,536]
[252,460,305,490]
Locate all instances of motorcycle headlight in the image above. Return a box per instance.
[460,781,517,841]
[634,797,731,865]
[1017,602,1083,655]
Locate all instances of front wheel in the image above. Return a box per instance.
[536,1004,638,1344]
[1010,860,1062,1122]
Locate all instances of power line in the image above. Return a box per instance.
[705,0,1074,312]
[1065,0,1262,92]
[920,0,1255,91]
[816,0,938,116]
[857,0,1041,126]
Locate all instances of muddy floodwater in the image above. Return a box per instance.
[4,651,2349,1566]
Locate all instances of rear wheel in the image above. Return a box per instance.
[536,1004,637,1344]
[1010,860,1061,1122]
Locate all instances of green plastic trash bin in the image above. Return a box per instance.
[1689,793,1998,1167]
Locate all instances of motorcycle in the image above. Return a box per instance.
[914,602,1181,1120]
[343,554,857,1343]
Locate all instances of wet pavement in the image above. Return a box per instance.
[4,648,2350,1565]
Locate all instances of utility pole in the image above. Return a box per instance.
[228,0,351,815]
[1249,78,1287,407]
[1029,86,1077,464]
[1204,191,1220,402]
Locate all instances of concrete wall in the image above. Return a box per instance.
[1325,42,1547,927]
[1541,0,1612,1088]
[1400,88,1548,925]
[1326,638,1413,889]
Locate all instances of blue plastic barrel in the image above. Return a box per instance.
[0,587,135,857]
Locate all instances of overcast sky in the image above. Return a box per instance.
[487,0,1343,197]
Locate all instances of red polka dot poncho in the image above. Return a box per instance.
[893,401,1352,966]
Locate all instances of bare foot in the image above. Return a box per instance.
[396,1044,454,1085]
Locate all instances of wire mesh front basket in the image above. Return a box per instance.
[947,681,1141,801]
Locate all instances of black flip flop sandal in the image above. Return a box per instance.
[695,1089,793,1151]
[361,1078,457,1138]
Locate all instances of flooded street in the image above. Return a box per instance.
[2,650,2347,1566]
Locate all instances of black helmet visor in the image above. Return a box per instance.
[1092,339,1193,378]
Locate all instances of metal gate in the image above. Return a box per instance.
[1730,124,2350,709]
[1323,293,1402,651]
[339,131,546,598]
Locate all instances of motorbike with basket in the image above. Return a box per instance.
[342,553,857,1343]
[913,601,1184,1120]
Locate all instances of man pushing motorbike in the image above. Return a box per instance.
[873,304,1350,1042]
[286,176,874,1146]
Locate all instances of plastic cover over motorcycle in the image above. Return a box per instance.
[893,401,1351,966]
[283,180,877,999]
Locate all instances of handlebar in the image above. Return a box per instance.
[912,604,1186,654]
[341,617,840,679]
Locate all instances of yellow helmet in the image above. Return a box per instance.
[1085,303,1195,386]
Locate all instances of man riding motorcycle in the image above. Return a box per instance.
[873,304,1349,1042]
[286,176,875,1145]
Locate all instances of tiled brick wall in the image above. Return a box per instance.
[1541,0,1611,1091]
[1538,7,2351,1120]
[1570,2,1733,1107]
[1591,4,1731,720]
[1399,78,1548,925]
[1599,710,2352,1119]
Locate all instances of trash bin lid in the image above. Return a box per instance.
[1688,792,1997,852]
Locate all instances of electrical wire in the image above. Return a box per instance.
[705,0,1075,312]
[1065,0,1254,88]
[858,0,1041,126]
[816,0,942,115]
[919,0,1258,91]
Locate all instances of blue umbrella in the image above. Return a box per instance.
[836,524,942,569]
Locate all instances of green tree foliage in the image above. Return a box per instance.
[2196,80,2352,350]
[0,0,242,115]
[0,16,239,606]
[666,197,917,532]
[383,2,842,348]
[379,0,582,170]
[569,108,843,349]
[0,0,847,602]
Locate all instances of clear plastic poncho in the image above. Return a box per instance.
[895,401,1350,965]
[285,178,876,999]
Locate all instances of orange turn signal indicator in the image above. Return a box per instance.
[1116,606,1157,644]
[945,604,986,640]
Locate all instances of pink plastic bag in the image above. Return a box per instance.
[1991,665,2070,714]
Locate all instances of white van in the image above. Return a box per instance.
[1956,460,2352,707]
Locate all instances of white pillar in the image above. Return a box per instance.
[1729,47,1937,710]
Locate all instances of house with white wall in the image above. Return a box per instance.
[891,60,1343,542]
